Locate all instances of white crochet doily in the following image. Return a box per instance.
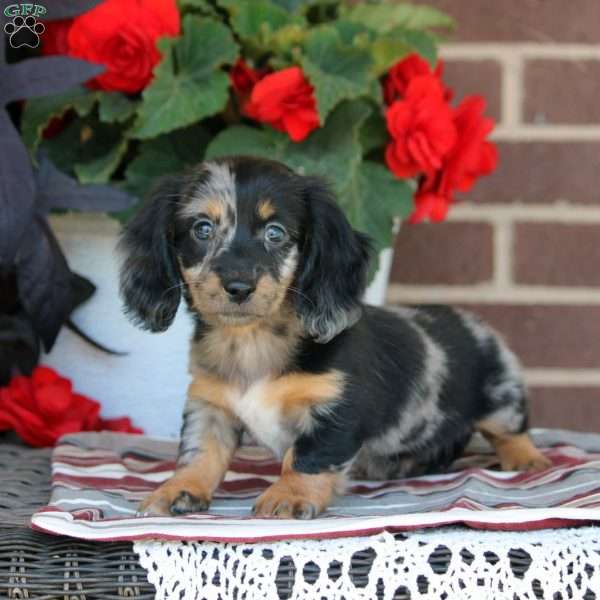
[135,526,600,599]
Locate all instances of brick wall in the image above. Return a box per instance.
[389,0,600,432]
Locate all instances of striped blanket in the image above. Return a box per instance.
[31,429,600,542]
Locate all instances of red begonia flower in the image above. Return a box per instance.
[409,96,498,223]
[43,0,180,93]
[383,53,450,105]
[0,366,142,447]
[385,75,457,178]
[244,66,320,142]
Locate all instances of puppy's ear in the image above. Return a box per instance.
[119,177,182,332]
[295,177,372,343]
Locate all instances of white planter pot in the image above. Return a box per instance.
[363,247,394,307]
[45,214,396,437]
[45,214,193,438]
[363,219,400,307]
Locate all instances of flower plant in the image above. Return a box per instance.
[2,0,498,383]
[25,0,497,258]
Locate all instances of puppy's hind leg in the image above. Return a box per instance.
[476,343,551,472]
[477,419,551,472]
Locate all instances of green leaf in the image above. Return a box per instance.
[131,16,238,139]
[341,2,454,33]
[125,124,212,201]
[74,138,129,184]
[371,27,437,75]
[301,27,372,122]
[359,108,387,155]
[206,126,284,163]
[218,0,305,53]
[178,0,215,9]
[41,115,126,184]
[221,0,300,37]
[331,19,371,45]
[338,161,413,255]
[397,28,437,67]
[178,0,222,18]
[268,24,307,54]
[207,100,371,193]
[270,0,309,12]
[21,87,97,156]
[98,92,137,123]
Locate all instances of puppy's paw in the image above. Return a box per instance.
[170,491,210,515]
[500,449,552,472]
[253,482,323,519]
[495,434,553,472]
[138,481,211,516]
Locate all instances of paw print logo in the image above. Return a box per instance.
[4,15,45,49]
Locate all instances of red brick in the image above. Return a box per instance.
[459,142,600,205]
[524,60,600,124]
[421,0,600,42]
[391,222,494,285]
[514,223,600,287]
[455,305,600,369]
[529,387,600,432]
[443,60,502,121]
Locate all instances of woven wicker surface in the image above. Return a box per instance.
[0,433,155,599]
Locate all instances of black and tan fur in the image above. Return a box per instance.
[119,156,550,519]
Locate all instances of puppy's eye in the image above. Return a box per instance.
[265,223,287,245]
[192,219,214,241]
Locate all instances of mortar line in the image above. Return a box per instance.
[492,126,600,140]
[447,204,600,223]
[501,52,522,128]
[524,369,600,386]
[493,220,513,288]
[387,285,600,305]
[441,44,600,59]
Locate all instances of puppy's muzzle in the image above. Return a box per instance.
[223,279,255,304]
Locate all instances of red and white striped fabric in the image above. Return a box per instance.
[31,429,600,542]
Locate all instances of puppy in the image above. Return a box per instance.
[120,156,550,519]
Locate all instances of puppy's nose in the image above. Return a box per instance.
[224,280,255,303]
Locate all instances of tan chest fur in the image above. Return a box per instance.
[190,313,301,382]
[188,323,344,456]
[187,316,344,456]
[188,370,343,457]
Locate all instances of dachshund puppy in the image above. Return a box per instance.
[120,156,550,519]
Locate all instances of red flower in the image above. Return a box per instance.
[41,19,71,56]
[230,58,271,116]
[385,75,457,178]
[0,366,142,447]
[43,0,180,93]
[440,96,498,195]
[42,112,73,139]
[230,58,265,96]
[409,188,451,223]
[383,54,449,105]
[244,66,320,142]
[410,96,498,223]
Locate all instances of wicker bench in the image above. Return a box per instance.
[0,434,155,599]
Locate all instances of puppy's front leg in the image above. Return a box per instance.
[139,399,241,516]
[254,426,361,519]
[253,448,345,519]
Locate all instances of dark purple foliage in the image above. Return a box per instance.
[0,0,134,383]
